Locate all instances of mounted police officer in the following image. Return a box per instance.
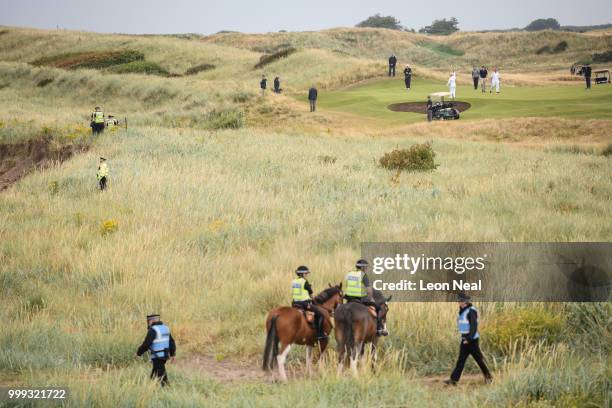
[344,259,388,336]
[91,106,105,135]
[445,293,492,385]
[291,265,327,340]
[137,314,176,386]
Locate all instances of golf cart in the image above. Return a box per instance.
[427,92,460,121]
[594,69,611,84]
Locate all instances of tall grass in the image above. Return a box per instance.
[0,26,610,407]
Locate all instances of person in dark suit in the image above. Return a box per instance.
[403,65,412,90]
[308,86,318,112]
[584,64,592,89]
[388,54,397,77]
[260,75,267,96]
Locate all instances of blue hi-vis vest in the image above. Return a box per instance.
[457,306,479,340]
[149,324,170,360]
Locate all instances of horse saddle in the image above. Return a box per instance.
[368,306,377,318]
[300,310,315,328]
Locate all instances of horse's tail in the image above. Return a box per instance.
[343,306,354,354]
[262,315,279,371]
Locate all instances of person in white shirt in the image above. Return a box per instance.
[490,68,501,93]
[447,72,457,99]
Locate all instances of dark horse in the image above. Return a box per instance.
[263,283,343,381]
[335,296,391,376]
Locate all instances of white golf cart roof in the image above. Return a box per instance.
[429,92,451,97]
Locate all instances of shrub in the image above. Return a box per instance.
[536,41,568,55]
[36,78,53,87]
[185,63,216,75]
[31,50,144,70]
[254,48,297,69]
[318,155,337,165]
[592,50,612,63]
[108,61,169,76]
[379,143,437,172]
[553,40,568,53]
[601,143,612,157]
[484,307,563,352]
[204,109,244,129]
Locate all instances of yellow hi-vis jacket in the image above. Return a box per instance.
[92,111,105,124]
[97,162,108,180]
[106,119,117,129]
[345,270,366,298]
[291,277,310,302]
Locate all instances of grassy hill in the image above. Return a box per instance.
[0,26,611,407]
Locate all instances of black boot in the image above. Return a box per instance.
[315,316,328,340]
[376,314,388,336]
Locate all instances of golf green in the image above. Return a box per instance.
[315,78,612,124]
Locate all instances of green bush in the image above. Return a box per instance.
[31,50,144,70]
[379,143,437,172]
[204,109,244,129]
[185,63,216,75]
[591,50,612,63]
[254,47,297,69]
[536,41,568,55]
[484,307,563,352]
[601,142,612,157]
[108,61,169,76]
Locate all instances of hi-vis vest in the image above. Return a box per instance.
[93,111,104,124]
[291,277,310,302]
[149,324,171,360]
[97,163,108,180]
[106,119,116,129]
[457,306,479,340]
[345,270,366,298]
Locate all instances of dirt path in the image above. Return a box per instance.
[175,355,268,383]
[175,354,491,387]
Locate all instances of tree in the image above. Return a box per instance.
[356,14,403,30]
[419,18,459,35]
[524,18,561,31]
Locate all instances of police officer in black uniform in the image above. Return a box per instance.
[445,294,492,385]
[291,265,327,340]
[137,314,176,386]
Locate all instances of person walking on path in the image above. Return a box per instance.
[137,314,176,387]
[447,72,457,100]
[445,293,493,386]
[479,66,488,93]
[388,54,397,77]
[260,75,267,96]
[308,85,318,112]
[403,65,412,90]
[490,68,501,93]
[97,157,108,191]
[471,67,480,90]
[584,63,592,89]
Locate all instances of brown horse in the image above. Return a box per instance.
[334,297,391,376]
[262,283,343,381]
